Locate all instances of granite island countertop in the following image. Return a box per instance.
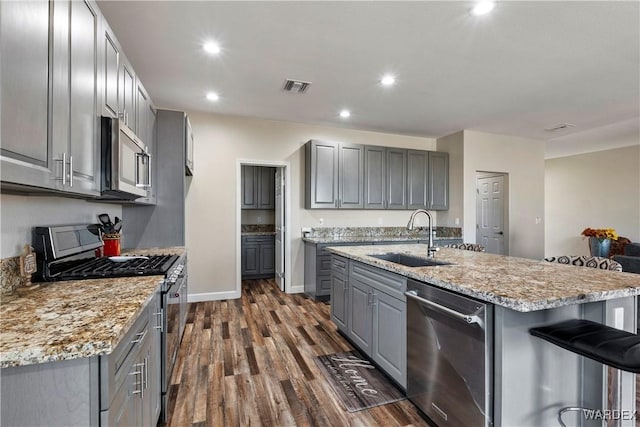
[0,246,186,368]
[326,244,640,312]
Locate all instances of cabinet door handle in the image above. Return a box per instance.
[372,292,377,308]
[55,153,67,185]
[131,329,147,344]
[144,357,148,391]
[67,156,73,187]
[129,365,143,396]
[154,309,163,331]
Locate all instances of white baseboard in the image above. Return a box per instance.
[287,284,304,294]
[188,290,240,302]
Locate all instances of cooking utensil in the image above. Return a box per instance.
[98,213,115,234]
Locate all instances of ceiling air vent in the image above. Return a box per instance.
[282,79,311,94]
[544,123,576,132]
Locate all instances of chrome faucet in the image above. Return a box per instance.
[407,209,439,258]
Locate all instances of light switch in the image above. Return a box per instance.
[614,307,624,330]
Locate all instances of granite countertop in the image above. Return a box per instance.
[241,232,277,236]
[302,235,460,244]
[326,244,640,312]
[0,246,186,368]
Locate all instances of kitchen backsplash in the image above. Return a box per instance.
[305,226,462,239]
[0,256,31,298]
[241,224,276,233]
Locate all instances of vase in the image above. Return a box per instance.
[588,237,611,258]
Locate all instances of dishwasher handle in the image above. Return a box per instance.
[405,290,484,328]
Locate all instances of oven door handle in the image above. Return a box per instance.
[405,290,484,328]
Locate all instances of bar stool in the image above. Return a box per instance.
[530,319,640,426]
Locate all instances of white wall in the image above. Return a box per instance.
[436,131,464,228]
[0,194,122,258]
[545,145,640,257]
[463,130,546,259]
[241,209,275,225]
[185,112,437,297]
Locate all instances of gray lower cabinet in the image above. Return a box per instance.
[331,258,407,388]
[305,140,364,209]
[241,166,275,210]
[330,256,349,331]
[241,235,276,279]
[0,288,162,427]
[304,242,373,300]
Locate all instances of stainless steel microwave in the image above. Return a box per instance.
[100,117,151,200]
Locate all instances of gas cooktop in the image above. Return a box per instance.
[47,254,179,281]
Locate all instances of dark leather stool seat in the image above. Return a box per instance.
[530,318,640,373]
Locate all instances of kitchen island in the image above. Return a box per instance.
[327,244,640,427]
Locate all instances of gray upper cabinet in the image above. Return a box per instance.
[364,145,386,209]
[385,148,407,209]
[258,167,275,209]
[102,22,120,119]
[305,140,339,209]
[407,150,429,209]
[428,151,449,210]
[338,142,364,209]
[136,83,149,143]
[241,166,275,210]
[50,0,100,197]
[241,165,258,209]
[120,57,136,129]
[305,140,363,209]
[0,0,55,190]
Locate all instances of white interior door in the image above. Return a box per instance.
[275,167,285,291]
[476,174,507,255]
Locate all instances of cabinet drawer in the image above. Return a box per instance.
[100,304,150,409]
[243,235,275,245]
[331,255,348,275]
[350,261,406,301]
[318,275,332,295]
[317,255,332,275]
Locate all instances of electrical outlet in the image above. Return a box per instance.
[319,218,324,225]
[614,307,624,330]
[455,218,460,225]
[535,217,541,225]
[377,217,383,225]
[257,216,262,223]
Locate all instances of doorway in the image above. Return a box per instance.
[236,160,290,294]
[476,172,509,255]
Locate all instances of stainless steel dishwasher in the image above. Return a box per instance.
[405,280,493,427]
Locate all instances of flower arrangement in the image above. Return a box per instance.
[581,227,618,241]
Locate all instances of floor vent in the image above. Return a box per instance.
[282,79,311,94]
[544,123,576,132]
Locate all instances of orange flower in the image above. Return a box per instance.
[581,227,619,240]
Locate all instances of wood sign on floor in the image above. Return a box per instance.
[314,351,405,412]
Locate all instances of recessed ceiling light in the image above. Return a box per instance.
[339,110,351,118]
[203,41,221,55]
[206,92,219,102]
[470,1,495,16]
[380,74,396,86]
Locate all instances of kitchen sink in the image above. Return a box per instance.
[368,253,454,267]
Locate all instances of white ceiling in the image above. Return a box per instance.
[98,1,640,142]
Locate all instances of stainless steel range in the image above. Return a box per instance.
[33,224,187,423]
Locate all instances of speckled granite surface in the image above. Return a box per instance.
[0,246,186,368]
[327,244,640,312]
[0,275,163,368]
[302,226,462,243]
[241,224,275,233]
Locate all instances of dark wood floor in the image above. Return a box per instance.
[165,279,430,427]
